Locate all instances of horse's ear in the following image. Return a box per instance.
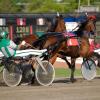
[57,12,60,17]
[85,12,88,17]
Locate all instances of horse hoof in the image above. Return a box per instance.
[70,78,77,83]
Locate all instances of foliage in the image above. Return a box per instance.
[0,0,22,13]
[0,0,99,13]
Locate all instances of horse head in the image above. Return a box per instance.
[86,15,96,34]
[48,15,66,33]
[75,15,96,37]
[55,15,66,32]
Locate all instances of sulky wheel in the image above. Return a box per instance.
[3,63,22,87]
[81,59,96,80]
[35,60,55,86]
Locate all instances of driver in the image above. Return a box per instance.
[0,31,26,58]
[0,31,36,85]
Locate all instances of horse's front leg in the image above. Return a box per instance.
[70,58,76,82]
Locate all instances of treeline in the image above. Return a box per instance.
[0,0,97,13]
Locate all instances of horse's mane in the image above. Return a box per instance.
[74,20,88,37]
[75,19,95,37]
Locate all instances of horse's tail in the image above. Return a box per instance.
[93,52,100,67]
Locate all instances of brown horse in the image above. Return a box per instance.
[21,15,99,82]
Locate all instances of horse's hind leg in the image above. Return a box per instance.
[58,51,71,68]
[92,52,100,68]
[98,58,100,67]
[59,55,76,82]
[70,58,76,82]
[31,65,36,84]
[60,55,71,68]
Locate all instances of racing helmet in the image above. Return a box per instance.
[0,31,8,39]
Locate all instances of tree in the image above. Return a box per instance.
[0,0,95,13]
[0,0,23,13]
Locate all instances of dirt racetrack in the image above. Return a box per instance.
[0,77,100,100]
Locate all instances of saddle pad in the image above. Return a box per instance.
[67,38,79,46]
[89,39,95,52]
[63,32,79,46]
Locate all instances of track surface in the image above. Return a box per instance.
[0,77,100,100]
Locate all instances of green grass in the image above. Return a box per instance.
[55,68,100,78]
